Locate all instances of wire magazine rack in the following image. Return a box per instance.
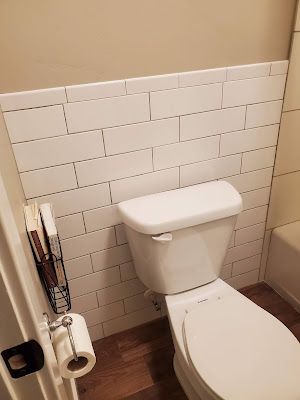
[29,237,71,314]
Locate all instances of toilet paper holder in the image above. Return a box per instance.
[43,313,78,362]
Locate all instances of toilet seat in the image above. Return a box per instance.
[183,294,300,400]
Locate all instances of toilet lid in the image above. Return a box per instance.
[183,294,300,400]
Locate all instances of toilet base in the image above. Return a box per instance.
[173,354,201,400]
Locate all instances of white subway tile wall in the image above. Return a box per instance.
[1,61,287,339]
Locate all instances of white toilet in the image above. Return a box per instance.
[118,181,300,400]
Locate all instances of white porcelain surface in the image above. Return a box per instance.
[118,181,242,235]
[183,290,300,400]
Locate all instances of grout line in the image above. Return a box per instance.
[73,162,79,188]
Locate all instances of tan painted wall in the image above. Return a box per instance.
[268,3,300,229]
[0,0,296,93]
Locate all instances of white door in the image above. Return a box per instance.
[0,173,78,400]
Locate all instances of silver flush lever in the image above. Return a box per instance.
[152,232,173,243]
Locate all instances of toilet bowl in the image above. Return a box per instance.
[166,279,300,400]
[117,181,300,399]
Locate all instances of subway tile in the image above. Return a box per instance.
[61,227,116,260]
[120,262,137,281]
[64,255,93,280]
[232,254,261,276]
[235,206,268,229]
[13,131,105,172]
[66,80,126,102]
[225,269,259,289]
[31,183,111,217]
[150,83,222,119]
[56,213,85,240]
[241,187,271,210]
[153,136,219,170]
[91,244,132,271]
[220,125,278,156]
[274,110,300,176]
[270,60,289,75]
[229,232,235,248]
[224,239,263,264]
[64,93,150,133]
[103,118,179,155]
[0,87,67,111]
[110,168,179,203]
[126,74,178,94]
[220,264,232,280]
[88,324,104,342]
[180,107,246,141]
[4,105,67,143]
[75,149,152,187]
[97,279,145,306]
[227,63,270,81]
[84,205,121,233]
[235,223,266,245]
[21,164,77,198]
[223,75,286,108]
[179,68,226,87]
[115,224,128,245]
[124,293,153,313]
[241,147,276,173]
[68,266,120,297]
[245,100,282,129]
[83,301,124,327]
[180,154,241,187]
[103,306,160,336]
[71,292,98,314]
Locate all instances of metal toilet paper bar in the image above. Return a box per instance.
[44,313,78,362]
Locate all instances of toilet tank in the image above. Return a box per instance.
[118,181,242,295]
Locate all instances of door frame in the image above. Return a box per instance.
[0,172,77,400]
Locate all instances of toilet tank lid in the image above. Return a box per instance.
[117,181,242,235]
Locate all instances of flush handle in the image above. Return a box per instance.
[151,233,173,243]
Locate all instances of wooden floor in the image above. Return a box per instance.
[77,283,300,400]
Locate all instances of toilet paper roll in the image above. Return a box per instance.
[52,313,96,379]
